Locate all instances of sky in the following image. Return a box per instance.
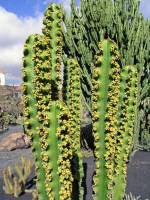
[0,0,149,85]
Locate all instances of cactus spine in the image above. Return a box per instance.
[92,39,121,199]
[112,65,138,200]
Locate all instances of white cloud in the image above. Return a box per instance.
[0,6,43,85]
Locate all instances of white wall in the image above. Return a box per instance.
[0,73,5,85]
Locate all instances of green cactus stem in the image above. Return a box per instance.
[32,34,60,199]
[62,56,71,106]
[22,35,48,200]
[57,103,74,200]
[22,3,75,199]
[64,58,83,199]
[112,65,138,200]
[92,39,121,200]
[32,34,74,200]
[42,3,63,100]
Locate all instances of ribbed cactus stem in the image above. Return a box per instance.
[92,39,121,200]
[42,3,63,100]
[57,103,74,200]
[22,3,76,199]
[65,58,83,199]
[21,35,48,200]
[32,34,60,199]
[63,56,71,106]
[32,33,74,199]
[112,65,138,200]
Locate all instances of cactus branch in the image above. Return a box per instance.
[92,39,121,200]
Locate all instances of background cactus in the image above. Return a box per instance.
[15,156,33,185]
[3,157,33,198]
[137,48,150,150]
[123,193,150,200]
[3,166,23,197]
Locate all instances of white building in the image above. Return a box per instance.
[0,68,5,85]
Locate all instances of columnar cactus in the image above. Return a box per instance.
[57,104,74,199]
[32,35,74,198]
[92,39,122,200]
[22,2,140,200]
[42,3,63,100]
[22,35,48,200]
[112,65,138,200]
[64,58,83,198]
[22,3,81,200]
[92,40,139,200]
[32,34,61,199]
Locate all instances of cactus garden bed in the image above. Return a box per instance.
[0,148,150,200]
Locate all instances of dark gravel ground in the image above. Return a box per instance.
[126,151,150,199]
[0,150,150,200]
[0,126,150,200]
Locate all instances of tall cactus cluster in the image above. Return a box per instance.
[92,40,138,200]
[22,3,82,200]
[22,2,139,200]
[64,0,150,150]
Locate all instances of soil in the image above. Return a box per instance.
[0,126,150,200]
